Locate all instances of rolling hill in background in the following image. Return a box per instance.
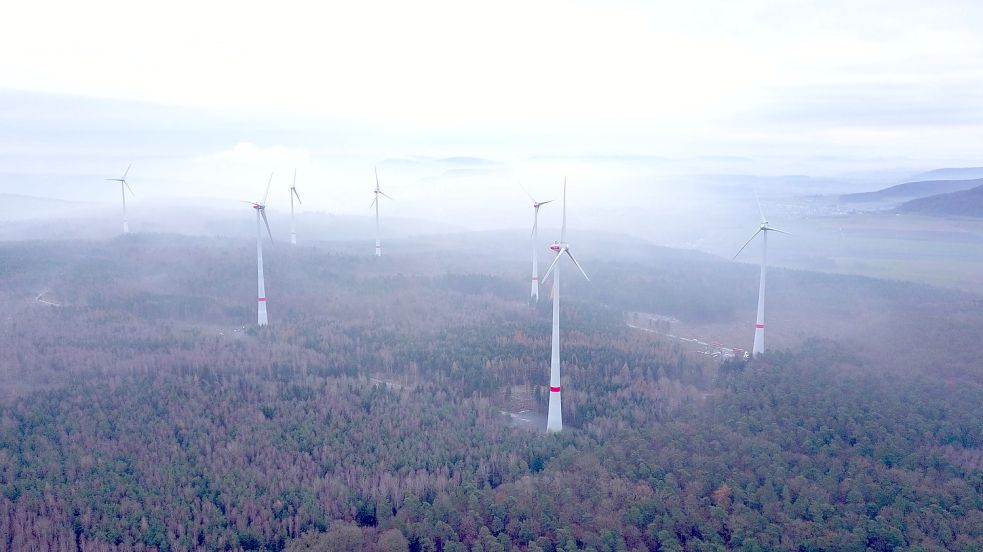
[0,193,88,220]
[0,200,466,242]
[909,167,983,181]
[898,183,983,218]
[839,177,983,204]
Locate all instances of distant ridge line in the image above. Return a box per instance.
[839,177,983,204]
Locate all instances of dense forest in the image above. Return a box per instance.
[0,234,981,551]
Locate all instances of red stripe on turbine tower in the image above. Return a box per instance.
[531,276,539,280]
[258,297,267,302]
[756,323,764,328]
[549,386,561,393]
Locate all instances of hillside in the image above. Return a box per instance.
[0,193,89,220]
[910,167,983,181]
[898,183,983,217]
[839,177,983,204]
[0,203,466,242]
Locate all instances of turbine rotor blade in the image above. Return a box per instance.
[262,172,273,206]
[370,196,378,209]
[292,187,302,204]
[542,251,563,281]
[733,228,763,260]
[122,163,131,180]
[124,181,135,196]
[260,209,274,242]
[566,249,590,281]
[518,182,539,205]
[379,191,393,200]
[375,166,380,191]
[754,189,766,224]
[538,199,554,206]
[561,178,567,242]
[767,227,791,235]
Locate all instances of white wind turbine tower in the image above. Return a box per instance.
[105,164,134,233]
[523,186,554,304]
[733,196,788,356]
[289,169,302,245]
[243,174,275,326]
[371,166,393,256]
[541,179,590,432]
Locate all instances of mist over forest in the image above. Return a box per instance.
[1,217,983,550]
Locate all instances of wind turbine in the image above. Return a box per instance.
[370,166,392,256]
[243,173,275,326]
[541,179,590,432]
[106,164,134,233]
[289,169,302,245]
[523,185,554,304]
[733,196,788,356]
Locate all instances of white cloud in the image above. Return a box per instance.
[2,0,983,167]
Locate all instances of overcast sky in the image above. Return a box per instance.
[1,0,982,230]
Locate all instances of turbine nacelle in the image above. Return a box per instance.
[543,244,589,282]
[541,180,589,282]
[244,173,275,242]
[106,163,134,196]
[290,169,302,204]
[520,181,553,210]
[372,166,393,201]
[370,188,393,207]
[734,208,789,261]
